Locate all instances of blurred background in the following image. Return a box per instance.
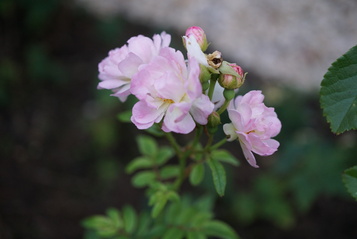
[1,0,357,238]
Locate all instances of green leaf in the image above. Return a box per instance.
[207,158,227,197]
[145,123,165,137]
[189,163,205,186]
[81,216,118,237]
[131,171,156,188]
[187,231,207,239]
[160,165,180,179]
[117,110,132,123]
[203,220,239,239]
[136,212,151,236]
[211,150,240,166]
[162,227,185,239]
[122,205,137,234]
[106,208,123,229]
[151,195,168,218]
[320,44,357,134]
[156,147,174,166]
[342,165,357,200]
[125,157,153,174]
[137,135,158,157]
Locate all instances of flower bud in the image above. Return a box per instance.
[207,111,221,128]
[218,62,246,90]
[185,26,208,51]
[199,64,211,84]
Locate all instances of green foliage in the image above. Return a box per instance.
[189,163,205,186]
[137,135,158,157]
[342,166,357,201]
[117,110,132,123]
[320,44,357,134]
[148,183,179,218]
[82,208,123,237]
[211,149,240,166]
[208,157,227,197]
[83,197,239,239]
[233,175,294,229]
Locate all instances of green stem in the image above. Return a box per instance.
[165,132,181,157]
[172,126,204,191]
[211,138,227,151]
[204,134,213,152]
[217,99,231,115]
[207,77,217,100]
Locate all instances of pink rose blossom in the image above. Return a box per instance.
[130,47,214,134]
[223,90,281,168]
[98,32,171,101]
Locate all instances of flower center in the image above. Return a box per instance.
[162,98,174,104]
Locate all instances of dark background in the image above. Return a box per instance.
[1,1,357,238]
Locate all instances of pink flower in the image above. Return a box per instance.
[98,32,171,101]
[223,90,281,168]
[130,47,214,134]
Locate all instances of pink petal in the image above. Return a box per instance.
[117,52,143,78]
[190,95,214,125]
[163,104,195,134]
[131,101,165,129]
[240,141,259,168]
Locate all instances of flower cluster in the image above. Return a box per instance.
[98,26,281,167]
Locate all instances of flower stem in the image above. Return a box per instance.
[211,138,227,150]
[217,99,231,115]
[207,75,217,100]
[165,132,181,157]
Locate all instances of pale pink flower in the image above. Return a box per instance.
[130,47,214,134]
[98,32,171,101]
[223,90,281,168]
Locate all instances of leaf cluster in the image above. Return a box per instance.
[82,197,239,239]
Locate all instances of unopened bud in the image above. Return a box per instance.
[207,51,222,69]
[199,64,211,84]
[207,111,221,128]
[185,26,208,51]
[218,62,246,90]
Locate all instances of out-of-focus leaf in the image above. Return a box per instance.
[117,110,132,123]
[151,195,168,218]
[162,227,184,239]
[208,158,226,197]
[159,165,180,179]
[187,231,207,239]
[320,44,357,134]
[81,215,119,237]
[145,124,165,137]
[126,157,153,174]
[211,150,240,166]
[122,205,137,234]
[106,208,123,228]
[137,135,158,157]
[131,171,156,188]
[189,163,205,186]
[202,220,239,239]
[156,147,174,166]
